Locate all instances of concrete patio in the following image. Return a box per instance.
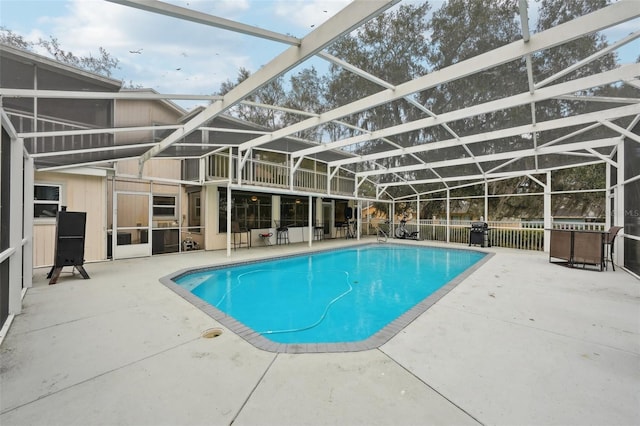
[1,238,638,426]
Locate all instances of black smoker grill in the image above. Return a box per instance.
[469,221,490,247]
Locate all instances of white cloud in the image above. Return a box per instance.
[273,0,350,31]
[45,1,139,54]
[165,0,250,15]
[29,0,272,99]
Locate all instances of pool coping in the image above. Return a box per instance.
[159,243,494,353]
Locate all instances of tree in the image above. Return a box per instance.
[217,67,286,129]
[0,27,31,50]
[325,2,431,162]
[282,67,328,142]
[214,1,619,219]
[423,0,527,143]
[534,0,617,119]
[532,0,615,218]
[535,0,615,83]
[0,27,119,77]
[38,37,119,77]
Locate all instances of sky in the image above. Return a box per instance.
[1,0,638,111]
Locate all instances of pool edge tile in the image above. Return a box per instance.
[159,244,494,354]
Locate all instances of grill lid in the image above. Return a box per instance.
[471,221,488,229]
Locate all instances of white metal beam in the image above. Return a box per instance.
[138,0,399,167]
[107,0,301,45]
[356,138,619,178]
[553,95,640,104]
[18,125,179,139]
[0,88,221,101]
[382,161,604,188]
[599,119,640,143]
[330,85,640,169]
[238,0,640,153]
[295,63,640,158]
[519,0,531,42]
[535,30,640,89]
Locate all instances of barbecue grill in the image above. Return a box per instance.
[469,221,490,247]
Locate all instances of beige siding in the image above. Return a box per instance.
[114,98,181,144]
[204,185,222,250]
[33,171,106,267]
[114,98,184,180]
[116,158,181,180]
[114,98,180,128]
[33,224,56,267]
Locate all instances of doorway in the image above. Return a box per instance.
[322,201,333,238]
[112,191,151,259]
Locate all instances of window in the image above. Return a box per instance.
[218,189,272,232]
[34,184,61,218]
[281,196,309,226]
[153,195,176,217]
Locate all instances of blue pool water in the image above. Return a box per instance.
[174,245,485,344]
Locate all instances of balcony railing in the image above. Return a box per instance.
[7,110,114,155]
[207,153,355,196]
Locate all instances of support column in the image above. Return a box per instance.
[236,148,242,187]
[9,137,23,314]
[308,195,312,247]
[391,201,395,238]
[357,199,362,241]
[605,160,612,228]
[446,189,451,243]
[199,157,206,184]
[615,139,625,266]
[226,187,232,257]
[416,195,420,240]
[22,156,34,289]
[484,181,489,221]
[543,171,552,252]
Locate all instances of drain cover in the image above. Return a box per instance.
[201,328,223,338]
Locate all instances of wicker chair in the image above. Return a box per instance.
[604,226,623,271]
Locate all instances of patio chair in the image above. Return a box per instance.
[275,221,289,245]
[259,232,273,246]
[572,231,604,271]
[231,221,250,250]
[313,221,324,241]
[604,226,623,271]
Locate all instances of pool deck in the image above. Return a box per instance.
[1,238,639,425]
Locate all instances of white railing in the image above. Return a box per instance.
[363,219,606,252]
[253,161,289,188]
[7,110,114,155]
[206,153,355,195]
[549,221,605,231]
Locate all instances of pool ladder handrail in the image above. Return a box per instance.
[376,221,389,243]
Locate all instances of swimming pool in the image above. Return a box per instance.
[164,244,488,352]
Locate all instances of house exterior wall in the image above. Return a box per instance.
[114,97,184,180]
[116,158,181,180]
[204,185,223,250]
[33,171,106,267]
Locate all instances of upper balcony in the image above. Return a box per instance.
[186,151,357,197]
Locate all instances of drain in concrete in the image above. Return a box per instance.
[201,328,223,338]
